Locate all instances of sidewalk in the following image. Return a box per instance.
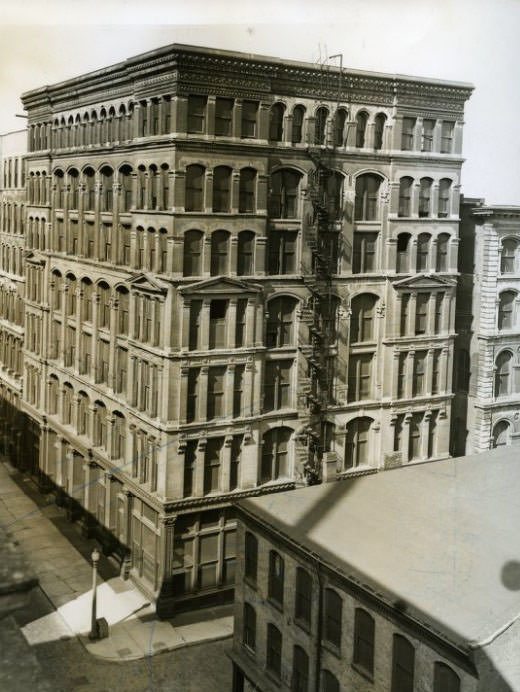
[0,460,233,661]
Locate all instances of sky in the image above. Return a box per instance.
[1,0,519,203]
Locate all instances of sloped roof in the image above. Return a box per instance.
[239,447,520,653]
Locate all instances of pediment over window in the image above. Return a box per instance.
[179,276,263,296]
[24,250,45,266]
[393,273,456,290]
[128,273,169,295]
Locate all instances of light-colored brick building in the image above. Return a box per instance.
[453,199,520,455]
[14,44,472,613]
[231,447,520,692]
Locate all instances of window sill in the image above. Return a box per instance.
[351,662,374,683]
[267,597,283,614]
[294,617,311,635]
[321,639,341,658]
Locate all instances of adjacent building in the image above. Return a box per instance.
[453,198,520,455]
[15,44,472,613]
[231,447,520,692]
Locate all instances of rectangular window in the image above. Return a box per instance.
[116,347,127,394]
[294,568,312,627]
[209,300,228,349]
[207,366,226,420]
[235,299,247,347]
[266,624,282,679]
[434,293,444,334]
[81,333,91,374]
[347,353,373,402]
[441,121,454,153]
[353,609,375,676]
[268,231,297,274]
[241,101,258,138]
[393,414,405,452]
[264,360,292,411]
[415,293,429,335]
[352,232,377,274]
[189,299,202,351]
[215,98,233,136]
[183,440,197,496]
[187,95,207,134]
[400,293,410,336]
[432,350,441,395]
[421,119,435,151]
[397,352,407,398]
[413,351,427,396]
[187,368,200,422]
[268,552,284,606]
[408,414,422,460]
[230,435,242,490]
[97,339,109,383]
[401,117,416,150]
[204,437,223,494]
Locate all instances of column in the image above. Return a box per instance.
[83,459,97,513]
[203,236,212,276]
[225,364,235,418]
[91,292,99,380]
[403,414,412,463]
[198,366,209,421]
[172,171,185,212]
[204,171,213,214]
[206,97,216,137]
[257,175,268,215]
[121,489,133,576]
[420,411,431,460]
[231,172,240,215]
[391,115,403,150]
[179,366,189,423]
[426,349,435,395]
[109,297,118,388]
[245,299,256,348]
[258,103,270,141]
[255,235,267,275]
[194,438,206,496]
[200,299,211,350]
[159,516,176,584]
[412,182,420,217]
[221,435,233,492]
[107,416,115,460]
[392,350,401,398]
[128,355,137,407]
[427,293,436,334]
[405,351,414,399]
[408,292,417,336]
[413,117,422,150]
[227,299,238,349]
[232,99,242,138]
[442,347,450,395]
[432,120,442,152]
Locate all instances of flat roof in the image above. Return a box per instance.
[22,42,474,101]
[239,447,520,651]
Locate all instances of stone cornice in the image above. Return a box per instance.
[21,44,474,119]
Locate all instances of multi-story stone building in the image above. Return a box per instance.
[231,447,520,692]
[453,198,520,455]
[0,130,33,469]
[18,44,472,613]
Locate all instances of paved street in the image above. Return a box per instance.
[0,459,233,690]
[8,585,232,692]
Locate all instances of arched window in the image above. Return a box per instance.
[353,609,375,676]
[119,165,133,212]
[493,420,512,448]
[354,173,382,221]
[77,391,89,435]
[51,270,62,311]
[438,178,452,218]
[333,109,346,147]
[495,350,513,397]
[396,233,411,273]
[292,646,309,692]
[185,164,205,212]
[323,588,342,648]
[48,375,59,414]
[93,401,107,448]
[292,105,305,144]
[398,177,413,217]
[498,291,516,330]
[65,274,77,315]
[269,103,285,142]
[355,112,368,148]
[100,167,113,212]
[345,417,372,468]
[315,107,328,145]
[321,670,339,692]
[419,177,433,217]
[501,239,519,274]
[417,233,431,271]
[183,230,203,276]
[62,383,73,425]
[210,230,230,276]
[268,551,285,604]
[270,169,302,219]
[401,117,416,151]
[84,168,95,212]
[294,567,312,626]
[261,427,292,482]
[212,166,231,212]
[54,169,65,209]
[148,165,159,209]
[433,662,460,692]
[69,169,79,209]
[237,231,255,275]
[80,278,92,322]
[97,282,111,329]
[113,411,126,459]
[239,168,256,213]
[266,623,282,679]
[374,113,387,150]
[436,233,450,271]
[243,603,256,651]
[266,296,298,347]
[117,286,129,335]
[350,294,378,343]
[391,635,415,692]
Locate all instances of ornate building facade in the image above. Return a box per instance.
[453,199,520,455]
[19,44,472,613]
[0,130,36,469]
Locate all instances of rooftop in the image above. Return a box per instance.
[238,447,520,652]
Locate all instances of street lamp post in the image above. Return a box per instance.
[89,547,100,640]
